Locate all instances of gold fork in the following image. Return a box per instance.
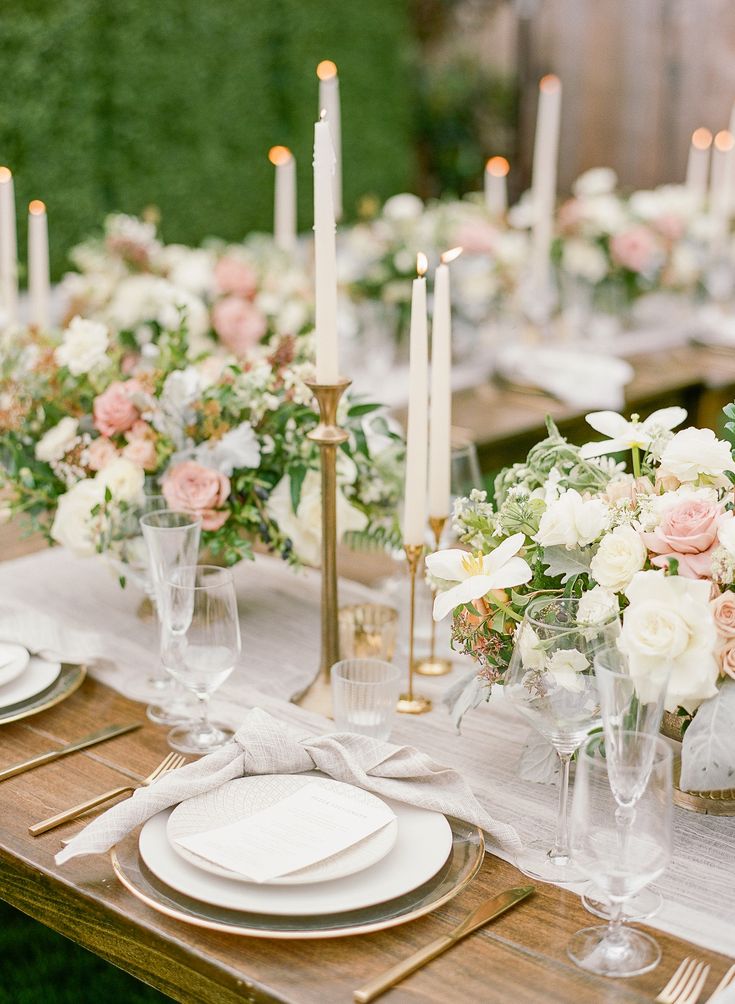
[29,752,186,836]
[656,958,711,1004]
[706,964,735,1002]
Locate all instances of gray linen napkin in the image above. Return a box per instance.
[56,707,521,864]
[0,603,112,667]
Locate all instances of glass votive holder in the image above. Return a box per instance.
[331,659,402,740]
[338,603,399,661]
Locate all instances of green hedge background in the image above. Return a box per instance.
[0,0,415,278]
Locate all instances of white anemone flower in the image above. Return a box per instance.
[579,407,687,459]
[426,533,532,622]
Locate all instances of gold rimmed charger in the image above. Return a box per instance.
[110,814,484,939]
[0,663,86,726]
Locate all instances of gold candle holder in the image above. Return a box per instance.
[306,377,352,682]
[415,515,452,676]
[396,543,432,715]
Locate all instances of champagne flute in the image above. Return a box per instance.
[161,564,241,754]
[568,733,673,977]
[140,509,202,725]
[504,595,620,882]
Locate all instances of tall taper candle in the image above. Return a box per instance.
[710,130,734,248]
[429,247,462,520]
[269,146,297,252]
[403,253,429,547]
[317,60,342,221]
[313,114,339,383]
[0,168,18,328]
[685,128,712,206]
[28,200,50,330]
[530,75,562,295]
[484,157,509,216]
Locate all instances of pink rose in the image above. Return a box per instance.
[718,639,735,680]
[214,256,257,297]
[610,226,659,273]
[162,461,230,531]
[712,591,735,640]
[653,214,685,242]
[603,475,654,506]
[122,437,158,471]
[93,380,141,437]
[212,296,267,356]
[86,437,119,471]
[643,499,722,578]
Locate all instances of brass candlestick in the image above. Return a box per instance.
[396,543,432,715]
[415,515,452,676]
[306,377,351,682]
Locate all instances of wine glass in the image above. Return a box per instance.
[582,646,671,921]
[568,732,673,977]
[140,509,202,725]
[161,564,241,754]
[504,595,620,882]
[451,440,483,502]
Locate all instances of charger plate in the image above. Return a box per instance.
[111,814,484,939]
[0,663,86,726]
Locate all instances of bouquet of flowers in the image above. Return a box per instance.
[428,406,735,793]
[0,315,404,573]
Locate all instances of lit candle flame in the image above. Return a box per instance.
[316,60,338,81]
[539,73,561,93]
[486,156,510,178]
[28,199,46,215]
[0,166,12,184]
[715,130,734,153]
[416,252,428,277]
[692,127,713,151]
[268,145,292,166]
[441,247,463,265]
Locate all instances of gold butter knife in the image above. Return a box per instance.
[353,885,535,1003]
[0,722,141,782]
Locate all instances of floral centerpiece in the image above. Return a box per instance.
[0,315,403,573]
[427,406,735,794]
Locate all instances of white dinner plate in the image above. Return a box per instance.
[0,656,61,710]
[167,775,399,885]
[0,643,30,687]
[140,796,453,916]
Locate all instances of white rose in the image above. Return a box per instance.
[50,479,105,556]
[546,648,589,692]
[560,239,608,284]
[658,428,734,488]
[518,624,545,672]
[534,489,608,549]
[577,585,618,624]
[572,167,618,197]
[54,316,109,375]
[95,457,144,502]
[35,417,79,463]
[266,469,368,566]
[718,516,735,558]
[620,570,719,713]
[590,525,647,592]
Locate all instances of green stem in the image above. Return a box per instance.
[485,594,524,623]
[632,445,641,479]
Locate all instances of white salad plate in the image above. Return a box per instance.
[0,655,61,710]
[0,643,30,687]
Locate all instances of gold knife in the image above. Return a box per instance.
[353,885,535,1003]
[0,723,142,782]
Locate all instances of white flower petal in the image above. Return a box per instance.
[584,411,630,438]
[482,533,526,577]
[643,406,687,432]
[425,548,472,583]
[483,556,533,591]
[579,439,630,459]
[433,575,496,621]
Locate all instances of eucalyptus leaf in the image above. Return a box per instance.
[541,545,594,584]
[680,679,735,792]
[289,466,306,515]
[442,669,486,732]
[518,731,559,785]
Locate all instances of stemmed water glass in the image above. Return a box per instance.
[451,440,483,502]
[582,646,671,921]
[140,509,202,725]
[504,595,620,883]
[568,733,673,977]
[161,564,241,754]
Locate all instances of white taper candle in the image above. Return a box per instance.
[429,247,462,520]
[685,128,712,206]
[484,157,509,216]
[28,200,50,330]
[530,75,562,295]
[0,167,18,328]
[313,114,339,383]
[404,254,429,546]
[710,130,734,249]
[269,146,297,252]
[317,61,342,222]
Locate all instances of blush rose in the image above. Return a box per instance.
[162,461,230,531]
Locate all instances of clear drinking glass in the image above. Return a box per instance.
[568,733,673,977]
[504,595,620,883]
[451,440,483,501]
[338,604,399,661]
[331,658,402,740]
[161,564,241,754]
[140,509,202,725]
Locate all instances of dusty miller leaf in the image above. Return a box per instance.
[442,670,486,732]
[541,545,594,584]
[518,730,559,785]
[680,679,735,792]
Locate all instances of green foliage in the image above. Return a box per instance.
[0,0,415,278]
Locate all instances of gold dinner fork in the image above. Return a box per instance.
[656,958,711,1004]
[706,964,735,1002]
[29,751,186,836]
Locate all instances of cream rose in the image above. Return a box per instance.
[712,590,735,640]
[95,457,145,502]
[620,570,719,713]
[35,417,79,463]
[658,428,734,488]
[54,316,109,375]
[718,639,735,680]
[50,479,105,556]
[577,585,618,624]
[534,489,608,549]
[590,525,647,592]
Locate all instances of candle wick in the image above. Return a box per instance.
[320,108,327,121]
